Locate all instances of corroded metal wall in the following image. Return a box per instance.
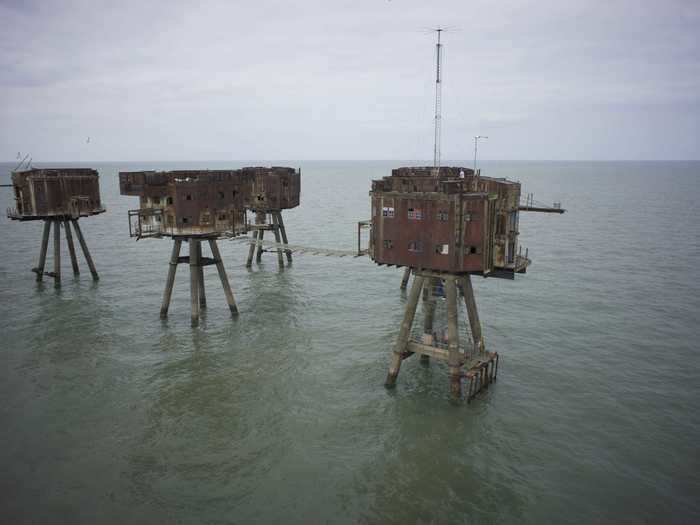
[119,167,300,238]
[9,168,104,220]
[369,166,522,276]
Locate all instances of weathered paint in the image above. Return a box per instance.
[369,166,524,277]
[8,168,105,220]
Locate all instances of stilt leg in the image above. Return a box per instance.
[34,220,51,281]
[71,219,99,280]
[400,267,411,290]
[197,241,206,308]
[64,220,80,276]
[160,239,182,319]
[462,275,483,355]
[275,211,293,264]
[446,276,462,399]
[209,239,239,315]
[385,275,425,388]
[271,212,285,269]
[53,219,61,285]
[421,277,437,365]
[189,239,200,327]
[246,228,258,268]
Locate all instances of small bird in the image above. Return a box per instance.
[86,136,90,143]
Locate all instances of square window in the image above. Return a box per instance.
[438,210,449,221]
[186,194,192,201]
[408,241,423,252]
[435,244,449,255]
[218,191,225,199]
[383,240,393,249]
[465,212,472,222]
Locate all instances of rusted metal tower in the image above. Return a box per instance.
[119,167,300,326]
[367,166,563,401]
[7,168,104,285]
[242,167,300,270]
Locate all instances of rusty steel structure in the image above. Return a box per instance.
[366,165,563,401]
[119,167,300,326]
[7,168,105,285]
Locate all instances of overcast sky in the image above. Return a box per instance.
[0,0,698,161]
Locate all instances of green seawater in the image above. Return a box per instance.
[1,160,699,523]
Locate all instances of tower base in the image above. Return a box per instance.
[245,210,293,269]
[160,237,238,327]
[31,218,99,286]
[384,271,497,402]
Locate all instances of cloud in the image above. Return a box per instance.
[0,0,698,160]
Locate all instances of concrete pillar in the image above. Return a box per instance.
[275,211,293,263]
[445,276,462,399]
[271,212,285,269]
[197,240,206,308]
[246,228,258,268]
[160,239,182,319]
[52,219,61,285]
[63,219,80,275]
[35,220,51,282]
[71,219,98,280]
[400,267,411,290]
[189,239,200,327]
[421,277,437,365]
[209,239,238,316]
[385,275,425,388]
[462,275,483,354]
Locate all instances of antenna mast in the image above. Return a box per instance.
[433,28,443,168]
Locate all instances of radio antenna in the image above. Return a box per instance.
[432,27,446,168]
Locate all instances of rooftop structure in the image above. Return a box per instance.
[119,167,301,326]
[8,168,105,221]
[369,166,526,279]
[6,168,104,285]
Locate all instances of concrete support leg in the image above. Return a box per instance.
[64,220,80,275]
[197,241,206,308]
[462,275,483,354]
[53,219,61,285]
[246,229,258,268]
[421,277,437,365]
[189,239,200,327]
[255,212,266,263]
[446,276,462,400]
[160,239,182,319]
[71,219,98,280]
[385,275,425,388]
[271,212,285,269]
[275,211,293,264]
[35,220,51,282]
[400,267,411,290]
[209,239,238,316]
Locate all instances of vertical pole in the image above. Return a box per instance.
[385,275,425,388]
[246,228,258,268]
[446,276,462,399]
[53,219,61,285]
[400,267,411,290]
[71,219,99,280]
[197,240,206,308]
[421,277,437,365]
[276,211,293,263]
[35,220,51,281]
[462,275,483,354]
[271,212,285,269]
[255,211,266,263]
[209,239,238,315]
[63,219,80,275]
[189,239,200,327]
[160,239,182,319]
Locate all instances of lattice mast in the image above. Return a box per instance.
[433,28,443,168]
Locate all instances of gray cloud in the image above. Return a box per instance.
[0,0,698,161]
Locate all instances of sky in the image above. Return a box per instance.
[0,0,698,161]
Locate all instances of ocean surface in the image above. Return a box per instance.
[1,160,698,524]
